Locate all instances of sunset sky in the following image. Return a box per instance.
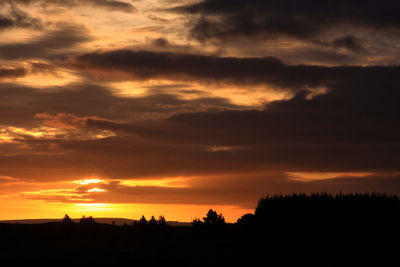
[0,0,399,222]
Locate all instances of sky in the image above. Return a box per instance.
[0,0,400,222]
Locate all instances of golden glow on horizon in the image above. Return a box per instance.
[75,203,110,212]
[0,196,251,223]
[0,171,381,223]
[288,172,375,182]
[0,175,252,222]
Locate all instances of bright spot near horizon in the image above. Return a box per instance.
[74,179,104,185]
[88,188,106,193]
[74,203,110,212]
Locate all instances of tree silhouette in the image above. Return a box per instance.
[79,216,95,224]
[191,218,203,226]
[236,213,255,225]
[203,209,225,225]
[138,215,147,224]
[148,216,157,225]
[158,216,167,227]
[62,214,73,224]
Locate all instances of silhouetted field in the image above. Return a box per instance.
[1,193,400,265]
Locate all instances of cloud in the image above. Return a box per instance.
[18,172,400,208]
[0,67,27,79]
[331,35,363,52]
[173,0,400,52]
[0,62,59,80]
[70,49,330,89]
[0,3,42,31]
[87,0,136,12]
[34,113,102,129]
[0,17,15,29]
[1,48,399,180]
[1,44,400,180]
[0,82,239,128]
[11,0,136,13]
[0,25,92,60]
[63,57,400,174]
[148,14,169,24]
[70,49,400,94]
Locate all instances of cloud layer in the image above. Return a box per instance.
[0,0,399,218]
[176,0,400,46]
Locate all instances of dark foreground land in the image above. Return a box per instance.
[1,193,400,265]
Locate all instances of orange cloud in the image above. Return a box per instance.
[34,113,93,129]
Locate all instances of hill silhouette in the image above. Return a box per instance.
[0,217,191,226]
[1,193,399,265]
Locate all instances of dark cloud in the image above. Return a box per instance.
[71,49,400,94]
[0,67,27,79]
[0,82,240,127]
[173,0,400,52]
[147,14,169,24]
[29,62,58,74]
[71,49,331,89]
[0,17,14,29]
[280,47,360,66]
[0,25,92,59]
[331,35,363,52]
[0,3,42,30]
[4,68,398,181]
[11,0,136,13]
[152,37,170,47]
[62,57,400,174]
[0,63,57,80]
[88,0,136,12]
[1,46,400,181]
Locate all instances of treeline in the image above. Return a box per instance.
[239,192,400,225]
[60,193,400,228]
[56,192,400,233]
[62,214,168,227]
[1,193,400,265]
